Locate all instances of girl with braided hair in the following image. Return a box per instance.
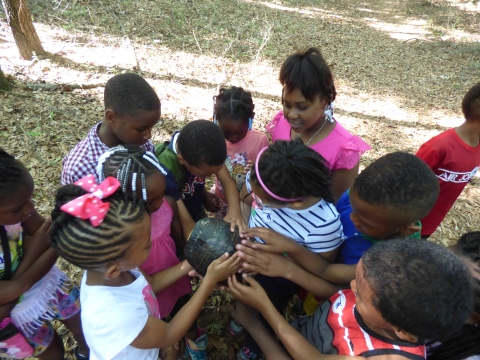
[97,144,206,358]
[235,139,345,360]
[266,47,370,202]
[50,176,242,360]
[212,86,269,220]
[0,148,88,360]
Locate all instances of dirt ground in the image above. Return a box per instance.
[1,0,480,358]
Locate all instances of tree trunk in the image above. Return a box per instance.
[1,0,45,60]
[0,67,10,91]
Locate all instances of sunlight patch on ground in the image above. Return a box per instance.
[445,0,480,13]
[363,16,480,42]
[240,0,346,20]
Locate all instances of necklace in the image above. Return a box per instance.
[301,118,329,146]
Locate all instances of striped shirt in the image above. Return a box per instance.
[292,290,426,359]
[246,174,344,253]
[61,122,155,185]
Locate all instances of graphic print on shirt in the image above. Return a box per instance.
[217,153,248,193]
[142,284,160,319]
[181,176,204,200]
[437,167,478,183]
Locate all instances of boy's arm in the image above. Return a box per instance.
[164,196,186,249]
[176,199,195,241]
[242,229,355,284]
[216,165,246,232]
[228,275,363,360]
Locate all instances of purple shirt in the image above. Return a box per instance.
[61,122,154,185]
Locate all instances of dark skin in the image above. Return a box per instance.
[98,108,160,148]
[0,169,88,359]
[217,117,249,144]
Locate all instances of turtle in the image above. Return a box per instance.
[184,218,242,279]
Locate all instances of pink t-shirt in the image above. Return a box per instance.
[213,130,269,219]
[266,111,370,170]
[140,201,191,317]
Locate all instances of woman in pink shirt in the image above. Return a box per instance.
[266,47,370,202]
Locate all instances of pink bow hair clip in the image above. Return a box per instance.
[60,174,121,226]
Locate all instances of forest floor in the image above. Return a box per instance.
[1,0,480,358]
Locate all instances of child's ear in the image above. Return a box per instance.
[398,222,421,237]
[177,154,186,165]
[105,263,122,280]
[105,109,118,126]
[392,327,418,343]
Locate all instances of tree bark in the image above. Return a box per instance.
[0,67,11,91]
[1,0,45,60]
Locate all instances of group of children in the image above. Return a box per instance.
[0,46,479,360]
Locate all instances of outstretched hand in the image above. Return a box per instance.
[228,274,269,311]
[204,252,243,286]
[236,241,293,278]
[224,209,247,234]
[241,228,299,254]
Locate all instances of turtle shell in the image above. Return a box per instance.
[184,218,241,277]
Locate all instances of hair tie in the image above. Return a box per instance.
[96,145,128,181]
[254,147,303,202]
[60,174,120,226]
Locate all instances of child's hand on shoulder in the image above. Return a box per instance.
[204,192,222,212]
[23,218,52,255]
[241,228,298,254]
[203,252,243,287]
[228,274,268,312]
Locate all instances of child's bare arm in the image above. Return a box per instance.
[165,196,186,249]
[176,199,195,241]
[0,247,57,305]
[228,275,364,360]
[130,253,242,349]
[241,229,355,284]
[143,260,193,294]
[13,218,53,278]
[331,165,359,204]
[216,165,246,232]
[236,242,342,299]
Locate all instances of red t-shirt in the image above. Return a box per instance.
[416,128,480,236]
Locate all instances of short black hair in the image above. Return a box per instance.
[462,82,480,122]
[362,239,472,340]
[0,148,29,201]
[353,152,439,224]
[250,139,334,203]
[104,73,160,117]
[50,185,147,270]
[280,47,336,104]
[177,120,227,167]
[455,232,480,314]
[213,87,254,125]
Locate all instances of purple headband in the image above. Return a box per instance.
[254,147,304,202]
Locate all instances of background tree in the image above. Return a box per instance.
[1,0,45,60]
[0,66,10,91]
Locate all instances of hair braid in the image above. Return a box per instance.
[50,185,147,270]
[97,145,167,200]
[0,148,29,200]
[213,86,255,124]
[250,139,333,203]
